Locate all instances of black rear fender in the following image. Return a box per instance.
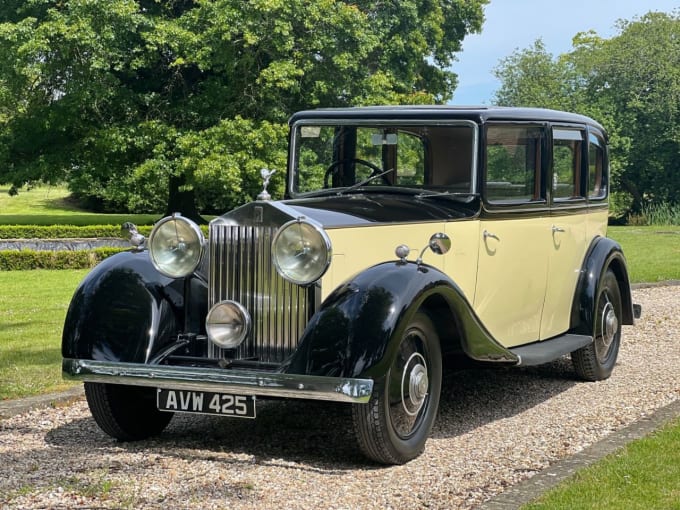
[570,236,635,335]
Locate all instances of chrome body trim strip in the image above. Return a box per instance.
[63,359,373,404]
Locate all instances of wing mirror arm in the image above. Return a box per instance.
[395,232,451,266]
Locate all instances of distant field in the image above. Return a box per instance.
[0,185,158,225]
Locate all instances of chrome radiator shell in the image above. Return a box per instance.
[208,222,312,363]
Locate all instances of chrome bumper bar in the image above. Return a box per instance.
[63,359,373,404]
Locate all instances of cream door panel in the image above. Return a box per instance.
[474,218,550,347]
[539,213,587,339]
[444,221,480,302]
[587,209,608,241]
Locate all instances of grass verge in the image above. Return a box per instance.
[608,226,680,283]
[522,418,680,509]
[0,269,88,399]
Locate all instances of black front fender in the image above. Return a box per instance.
[283,261,517,379]
[62,251,206,363]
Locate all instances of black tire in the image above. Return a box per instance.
[352,311,442,464]
[84,382,173,441]
[572,269,622,381]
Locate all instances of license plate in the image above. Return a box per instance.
[157,389,256,418]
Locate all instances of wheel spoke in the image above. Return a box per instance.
[389,332,430,438]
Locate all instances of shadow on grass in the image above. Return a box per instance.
[0,347,62,367]
[0,322,35,332]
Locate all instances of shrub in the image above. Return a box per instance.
[0,223,208,239]
[0,225,153,240]
[627,202,680,226]
[0,248,124,270]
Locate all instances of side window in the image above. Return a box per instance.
[588,133,607,199]
[485,125,542,203]
[395,131,426,186]
[552,128,584,200]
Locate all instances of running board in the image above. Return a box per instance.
[510,334,593,366]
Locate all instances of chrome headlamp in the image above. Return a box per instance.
[272,219,332,285]
[148,214,205,278]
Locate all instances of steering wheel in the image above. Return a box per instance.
[324,158,391,188]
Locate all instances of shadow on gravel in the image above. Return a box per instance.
[432,357,578,439]
[44,357,579,470]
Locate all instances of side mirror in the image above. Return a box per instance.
[428,232,451,255]
[394,232,451,265]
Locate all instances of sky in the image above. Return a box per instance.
[450,0,679,105]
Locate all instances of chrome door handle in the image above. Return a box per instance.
[483,230,499,241]
[552,225,565,233]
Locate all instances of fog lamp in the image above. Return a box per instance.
[206,301,251,349]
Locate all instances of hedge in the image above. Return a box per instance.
[0,223,209,239]
[0,248,125,270]
[0,225,154,240]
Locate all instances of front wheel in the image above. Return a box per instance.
[352,311,442,464]
[571,269,622,381]
[85,382,173,440]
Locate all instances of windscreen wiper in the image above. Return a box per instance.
[337,168,395,195]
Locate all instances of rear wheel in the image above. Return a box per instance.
[85,382,173,440]
[572,269,622,381]
[352,312,442,464]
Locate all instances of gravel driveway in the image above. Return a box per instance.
[1,286,679,509]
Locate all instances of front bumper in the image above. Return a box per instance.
[63,359,373,404]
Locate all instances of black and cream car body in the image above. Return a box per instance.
[63,106,638,464]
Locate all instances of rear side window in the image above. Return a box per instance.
[552,128,585,200]
[485,125,543,203]
[588,132,607,199]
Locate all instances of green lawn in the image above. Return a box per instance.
[523,418,680,510]
[608,226,680,283]
[0,269,88,399]
[0,185,158,225]
[0,185,77,214]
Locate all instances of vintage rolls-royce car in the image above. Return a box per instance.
[63,106,639,465]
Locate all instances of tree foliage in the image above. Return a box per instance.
[0,0,488,214]
[493,11,680,215]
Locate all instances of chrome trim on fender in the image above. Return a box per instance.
[63,359,373,404]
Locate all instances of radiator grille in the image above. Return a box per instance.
[208,224,312,363]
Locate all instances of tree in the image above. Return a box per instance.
[0,0,488,216]
[492,11,680,215]
[493,40,572,110]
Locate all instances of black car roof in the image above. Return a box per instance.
[288,105,605,132]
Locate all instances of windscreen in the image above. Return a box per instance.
[292,123,475,195]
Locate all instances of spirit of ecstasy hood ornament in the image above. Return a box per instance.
[257,168,276,201]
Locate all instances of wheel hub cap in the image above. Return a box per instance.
[402,353,428,417]
[601,302,618,348]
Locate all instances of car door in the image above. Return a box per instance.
[474,123,550,348]
[539,126,588,339]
